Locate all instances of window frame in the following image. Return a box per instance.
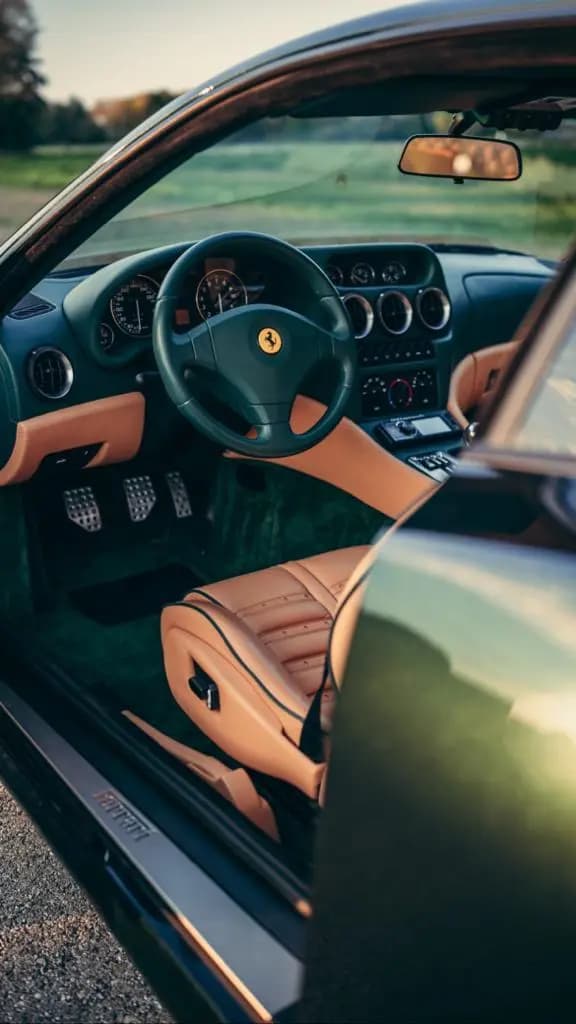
[470,242,576,478]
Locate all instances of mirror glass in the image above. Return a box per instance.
[399,135,522,181]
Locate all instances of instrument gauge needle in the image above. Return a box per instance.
[136,299,142,333]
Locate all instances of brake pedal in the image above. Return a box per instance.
[63,486,102,533]
[123,475,157,523]
[165,471,192,519]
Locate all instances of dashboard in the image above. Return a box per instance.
[0,240,554,483]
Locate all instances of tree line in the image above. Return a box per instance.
[0,0,177,149]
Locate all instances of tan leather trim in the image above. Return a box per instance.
[161,603,325,799]
[123,711,279,840]
[448,342,520,429]
[226,395,437,519]
[0,393,145,485]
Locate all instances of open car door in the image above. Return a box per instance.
[299,525,576,1022]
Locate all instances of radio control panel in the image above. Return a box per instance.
[373,411,462,449]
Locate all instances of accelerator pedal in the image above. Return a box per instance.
[165,471,192,519]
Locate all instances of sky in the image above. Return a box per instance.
[33,0,403,106]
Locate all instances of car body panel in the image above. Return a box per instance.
[303,524,576,1021]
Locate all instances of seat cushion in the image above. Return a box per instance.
[161,546,368,797]
[194,547,366,702]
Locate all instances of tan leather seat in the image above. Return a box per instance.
[161,547,369,800]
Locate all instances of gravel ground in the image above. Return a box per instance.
[0,784,173,1023]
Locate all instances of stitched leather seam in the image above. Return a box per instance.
[257,617,331,641]
[237,590,306,616]
[262,626,331,650]
[280,563,335,617]
[284,653,326,669]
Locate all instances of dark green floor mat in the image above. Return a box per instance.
[70,564,201,625]
[24,601,213,750]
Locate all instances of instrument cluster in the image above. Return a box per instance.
[97,258,266,355]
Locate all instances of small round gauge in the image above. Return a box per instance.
[196,269,248,320]
[382,261,407,284]
[98,323,115,352]
[350,262,375,287]
[326,264,344,287]
[110,275,159,337]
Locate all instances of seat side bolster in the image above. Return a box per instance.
[161,604,325,798]
[163,602,309,732]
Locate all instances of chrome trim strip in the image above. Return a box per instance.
[0,681,302,1021]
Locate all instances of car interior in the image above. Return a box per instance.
[1,70,575,876]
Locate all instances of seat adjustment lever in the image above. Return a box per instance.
[189,669,220,711]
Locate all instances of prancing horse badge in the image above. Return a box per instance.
[257,328,283,354]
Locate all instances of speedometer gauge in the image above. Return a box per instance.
[110,275,159,337]
[196,270,247,320]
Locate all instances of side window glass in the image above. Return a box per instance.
[511,320,576,455]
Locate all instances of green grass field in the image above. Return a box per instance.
[0,145,103,190]
[0,140,574,260]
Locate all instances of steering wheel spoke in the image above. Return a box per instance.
[186,322,217,371]
[251,404,294,448]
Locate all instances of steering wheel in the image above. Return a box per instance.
[152,232,356,458]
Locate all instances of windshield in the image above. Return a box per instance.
[71,114,576,264]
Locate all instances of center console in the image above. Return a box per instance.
[311,243,462,481]
[372,410,462,481]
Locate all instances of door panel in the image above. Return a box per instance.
[301,529,576,1022]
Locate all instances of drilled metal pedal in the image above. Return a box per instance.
[123,475,157,523]
[165,471,192,519]
[63,486,102,533]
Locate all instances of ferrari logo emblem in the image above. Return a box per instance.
[257,327,283,355]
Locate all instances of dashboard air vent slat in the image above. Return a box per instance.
[9,293,55,319]
[27,348,73,400]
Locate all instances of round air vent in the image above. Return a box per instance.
[342,293,374,340]
[377,290,413,335]
[416,287,451,331]
[27,347,73,399]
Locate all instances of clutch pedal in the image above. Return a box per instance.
[63,486,102,533]
[165,471,192,519]
[123,475,157,523]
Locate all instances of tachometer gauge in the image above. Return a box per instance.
[110,275,159,337]
[196,269,248,320]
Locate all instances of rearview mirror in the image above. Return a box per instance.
[398,135,522,181]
